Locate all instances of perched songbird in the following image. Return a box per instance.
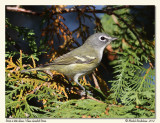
[21,33,117,95]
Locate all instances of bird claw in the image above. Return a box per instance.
[79,90,92,96]
[86,90,93,96]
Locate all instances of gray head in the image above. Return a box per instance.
[84,33,117,50]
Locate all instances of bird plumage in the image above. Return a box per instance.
[21,33,117,95]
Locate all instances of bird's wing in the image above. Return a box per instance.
[47,54,96,65]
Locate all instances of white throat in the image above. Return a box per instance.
[97,45,106,62]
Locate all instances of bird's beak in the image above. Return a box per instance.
[111,37,118,41]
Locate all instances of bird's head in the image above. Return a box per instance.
[84,33,117,50]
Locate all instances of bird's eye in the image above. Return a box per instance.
[101,36,105,40]
[99,36,107,42]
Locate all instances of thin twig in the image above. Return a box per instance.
[6,6,37,15]
[92,72,100,90]
[80,95,104,103]
[26,84,43,95]
[86,95,105,103]
[136,105,155,113]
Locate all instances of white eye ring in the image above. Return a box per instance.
[99,35,112,42]
[99,35,110,42]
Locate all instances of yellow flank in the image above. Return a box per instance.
[53,62,99,78]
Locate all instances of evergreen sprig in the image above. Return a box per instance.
[101,6,155,115]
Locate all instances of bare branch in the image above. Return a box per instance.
[92,72,100,90]
[6,6,38,15]
[81,95,105,103]
[86,95,105,103]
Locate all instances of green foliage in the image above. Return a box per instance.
[5,51,70,118]
[49,99,107,118]
[109,53,155,107]
[101,6,155,117]
[6,18,46,61]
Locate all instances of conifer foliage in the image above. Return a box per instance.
[5,5,155,118]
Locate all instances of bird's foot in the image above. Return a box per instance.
[78,90,92,97]
[86,90,92,96]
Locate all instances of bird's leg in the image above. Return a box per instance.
[74,80,86,92]
[74,79,92,96]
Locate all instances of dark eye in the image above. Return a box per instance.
[99,36,107,42]
[100,36,105,40]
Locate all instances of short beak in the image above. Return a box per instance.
[111,37,118,41]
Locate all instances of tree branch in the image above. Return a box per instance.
[92,72,100,90]
[112,12,154,69]
[6,5,130,16]
[6,6,38,15]
[80,94,105,103]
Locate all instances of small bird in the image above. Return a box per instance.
[21,33,117,95]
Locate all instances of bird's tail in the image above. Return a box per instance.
[21,66,48,73]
